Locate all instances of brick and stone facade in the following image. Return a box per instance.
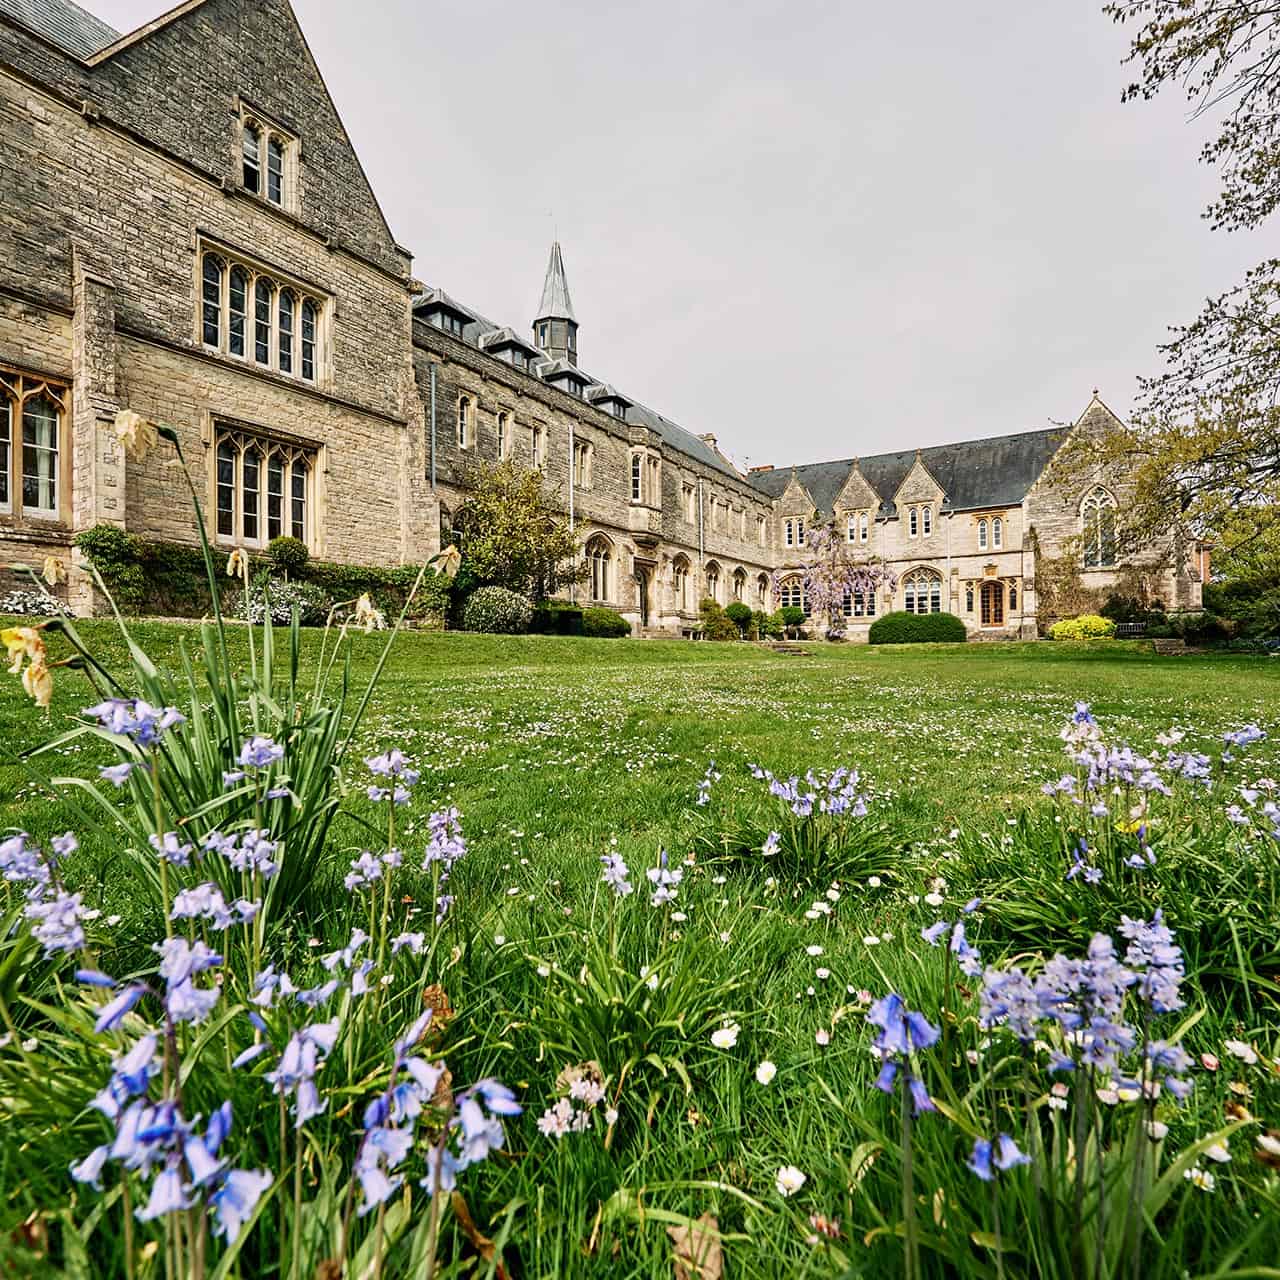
[0,0,1202,634]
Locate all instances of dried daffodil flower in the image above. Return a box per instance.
[435,544,462,580]
[2,626,52,708]
[113,409,159,461]
[42,555,66,587]
[22,660,52,708]
[353,593,386,633]
[226,548,248,578]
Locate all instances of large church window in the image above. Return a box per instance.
[903,568,943,615]
[1081,487,1118,568]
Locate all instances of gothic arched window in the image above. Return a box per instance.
[903,567,943,615]
[1081,488,1118,568]
[587,535,613,601]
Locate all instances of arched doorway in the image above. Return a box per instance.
[979,580,1004,627]
[635,565,651,627]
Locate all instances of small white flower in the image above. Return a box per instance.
[1204,1141,1231,1164]
[924,892,944,907]
[494,934,506,946]
[671,911,688,923]
[815,967,830,980]
[775,1165,806,1197]
[1146,1120,1168,1139]
[21,1038,37,1052]
[1184,1166,1215,1192]
[862,935,881,947]
[536,964,550,978]
[604,1107,619,1126]
[815,1029,830,1046]
[825,888,840,902]
[719,931,731,944]
[867,876,882,888]
[1256,1133,1280,1158]
[1224,1039,1258,1065]
[806,945,824,956]
[755,1060,777,1085]
[711,1022,740,1050]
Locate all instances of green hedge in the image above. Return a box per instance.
[868,610,967,644]
[531,600,585,635]
[73,524,451,623]
[582,606,631,638]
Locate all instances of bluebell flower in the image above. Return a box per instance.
[994,1134,1030,1170]
[148,831,194,866]
[24,890,87,956]
[921,920,948,946]
[76,968,116,987]
[231,1042,267,1069]
[136,1164,192,1221]
[967,1138,994,1181]
[100,762,135,787]
[238,735,284,769]
[94,984,145,1033]
[907,1076,935,1115]
[601,852,633,897]
[210,1168,272,1241]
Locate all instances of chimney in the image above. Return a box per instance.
[748,464,774,473]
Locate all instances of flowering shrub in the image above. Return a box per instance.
[1050,613,1118,640]
[226,576,332,625]
[461,585,533,634]
[0,587,72,617]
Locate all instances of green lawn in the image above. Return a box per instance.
[1,624,1278,1277]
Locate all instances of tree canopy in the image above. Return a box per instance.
[1078,3,1280,555]
[449,461,582,600]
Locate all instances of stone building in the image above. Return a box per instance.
[0,0,1202,635]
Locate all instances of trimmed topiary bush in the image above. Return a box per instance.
[1049,614,1116,641]
[868,610,967,644]
[725,601,752,636]
[582,606,631,638]
[462,585,533,634]
[266,536,310,578]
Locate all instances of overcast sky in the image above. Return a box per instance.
[93,0,1266,468]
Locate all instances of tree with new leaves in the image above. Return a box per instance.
[775,521,896,637]
[1069,2,1280,556]
[449,461,584,600]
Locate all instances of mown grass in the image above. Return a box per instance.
[1,624,1278,1277]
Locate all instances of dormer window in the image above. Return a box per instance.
[239,109,295,209]
[508,350,528,370]
[434,312,465,337]
[784,517,806,547]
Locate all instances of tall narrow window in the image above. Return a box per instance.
[860,512,869,543]
[922,506,932,535]
[242,446,261,540]
[227,267,247,358]
[674,559,690,611]
[254,279,273,366]
[267,137,284,205]
[705,564,720,604]
[201,254,223,348]
[242,123,261,193]
[497,412,509,459]
[291,459,308,541]
[1009,582,1018,611]
[278,291,294,374]
[965,584,975,612]
[21,394,59,516]
[301,300,317,381]
[796,517,806,545]
[267,454,285,540]
[1081,488,1117,568]
[978,518,988,551]
[531,425,544,468]
[758,515,767,546]
[847,515,857,543]
[456,397,470,448]
[0,396,10,511]
[587,536,612,601]
[216,438,236,538]
[648,457,661,505]
[631,453,643,503]
[992,516,1003,549]
[909,507,919,537]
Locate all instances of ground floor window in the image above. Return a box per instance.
[0,368,67,520]
[673,558,691,611]
[779,576,809,615]
[586,535,613,602]
[903,568,942,614]
[215,426,315,548]
[841,588,877,618]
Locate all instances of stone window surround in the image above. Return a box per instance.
[585,531,614,602]
[237,99,299,212]
[573,437,594,489]
[783,515,806,547]
[975,512,1006,551]
[208,416,322,552]
[0,364,71,528]
[630,446,662,508]
[197,237,329,385]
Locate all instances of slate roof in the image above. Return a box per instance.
[412,286,745,482]
[0,0,119,57]
[535,241,576,323]
[746,427,1068,518]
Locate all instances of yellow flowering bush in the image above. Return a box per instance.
[1049,613,1117,640]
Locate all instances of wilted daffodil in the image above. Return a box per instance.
[435,544,462,580]
[113,409,159,461]
[226,548,249,579]
[353,593,386,633]
[2,625,53,709]
[42,555,67,587]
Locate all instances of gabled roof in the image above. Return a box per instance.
[538,358,594,387]
[747,426,1068,518]
[535,241,576,323]
[412,286,745,482]
[0,0,118,57]
[417,288,477,322]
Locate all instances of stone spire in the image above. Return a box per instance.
[532,241,579,366]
